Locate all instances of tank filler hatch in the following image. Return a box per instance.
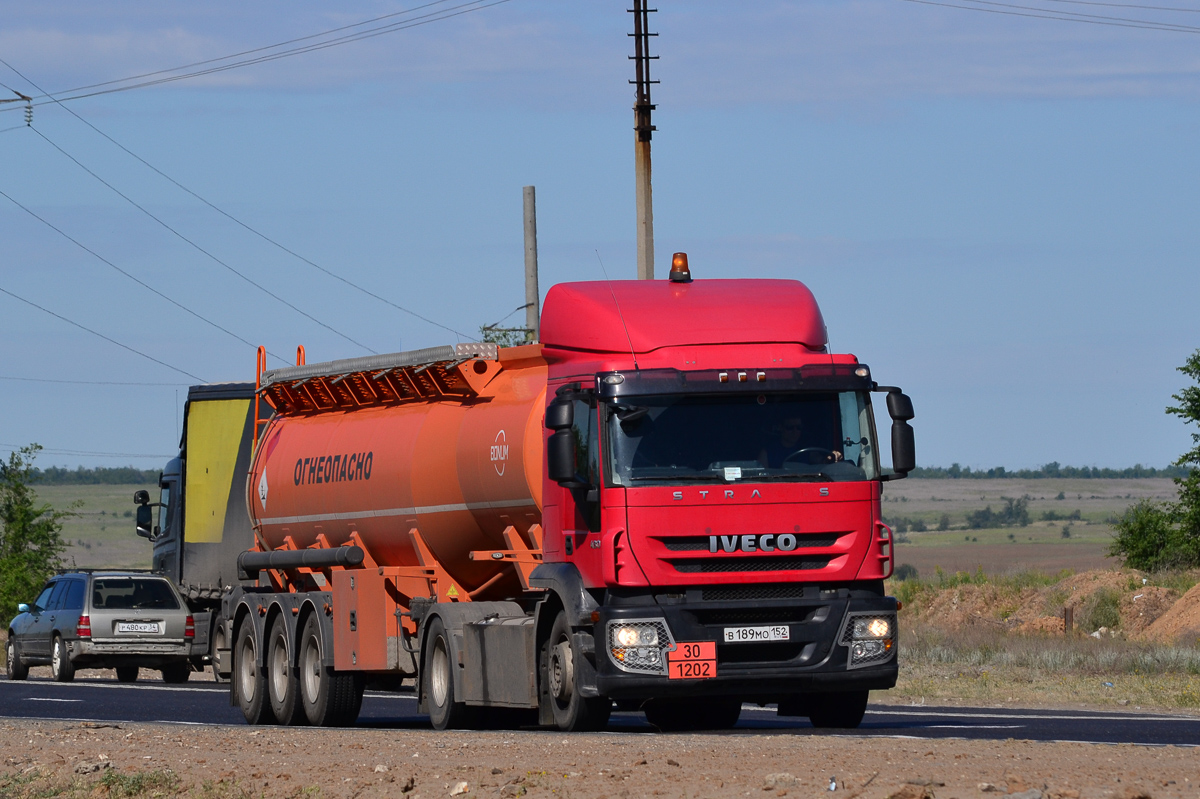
[258,343,498,416]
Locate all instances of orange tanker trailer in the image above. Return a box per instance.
[148,262,916,732]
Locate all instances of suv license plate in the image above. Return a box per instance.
[116,622,161,634]
[723,625,789,643]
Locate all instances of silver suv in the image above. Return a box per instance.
[6,571,194,683]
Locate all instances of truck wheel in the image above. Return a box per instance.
[544,611,610,732]
[161,663,190,684]
[424,616,473,730]
[6,636,29,681]
[210,622,229,683]
[235,619,276,725]
[643,697,740,731]
[267,615,306,725]
[115,666,139,683]
[298,613,361,727]
[807,690,869,729]
[50,636,76,682]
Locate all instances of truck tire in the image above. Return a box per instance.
[267,614,306,725]
[115,666,139,683]
[50,636,76,683]
[161,663,190,684]
[807,690,869,729]
[6,636,28,681]
[211,622,229,683]
[298,613,361,727]
[424,616,473,730]
[544,610,611,732]
[643,697,741,731]
[235,619,276,725]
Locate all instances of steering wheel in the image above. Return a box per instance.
[782,447,836,466]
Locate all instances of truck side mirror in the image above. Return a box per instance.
[545,400,573,430]
[886,392,914,422]
[547,429,581,485]
[891,420,915,476]
[134,489,150,505]
[136,504,155,538]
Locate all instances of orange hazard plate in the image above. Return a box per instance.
[667,641,717,680]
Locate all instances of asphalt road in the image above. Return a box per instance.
[2,676,1197,745]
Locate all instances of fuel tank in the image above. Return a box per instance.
[247,345,547,598]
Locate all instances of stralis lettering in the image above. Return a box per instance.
[293,452,373,486]
[708,533,799,553]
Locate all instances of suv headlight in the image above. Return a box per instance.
[607,619,674,675]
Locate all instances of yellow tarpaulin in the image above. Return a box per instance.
[184,398,250,543]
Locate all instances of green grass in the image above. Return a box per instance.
[33,484,157,570]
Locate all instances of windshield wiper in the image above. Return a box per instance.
[758,473,832,483]
[628,474,714,482]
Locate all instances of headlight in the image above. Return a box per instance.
[607,619,673,675]
[852,618,891,639]
[614,625,659,648]
[840,612,897,669]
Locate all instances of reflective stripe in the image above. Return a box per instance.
[258,498,536,526]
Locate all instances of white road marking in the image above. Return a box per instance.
[25,698,82,702]
[866,709,1199,723]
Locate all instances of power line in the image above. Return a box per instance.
[962,0,1200,29]
[0,285,205,382]
[0,444,175,459]
[0,375,187,386]
[1040,0,1200,12]
[2,0,514,111]
[900,0,1200,31]
[0,185,287,364]
[7,74,471,341]
[26,124,378,354]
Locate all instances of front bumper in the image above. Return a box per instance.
[592,587,897,701]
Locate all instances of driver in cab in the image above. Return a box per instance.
[758,415,842,468]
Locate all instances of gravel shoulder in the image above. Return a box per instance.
[1,717,1195,799]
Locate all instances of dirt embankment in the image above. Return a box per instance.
[902,570,1200,642]
[1,719,1193,799]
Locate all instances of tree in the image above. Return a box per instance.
[0,445,73,628]
[1109,350,1200,570]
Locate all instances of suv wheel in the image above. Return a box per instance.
[6,636,29,681]
[50,636,76,682]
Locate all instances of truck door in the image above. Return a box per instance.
[558,398,604,576]
[151,478,180,579]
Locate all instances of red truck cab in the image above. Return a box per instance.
[534,266,913,729]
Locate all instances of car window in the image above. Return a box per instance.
[33,584,55,610]
[92,578,180,610]
[46,581,68,611]
[63,580,86,611]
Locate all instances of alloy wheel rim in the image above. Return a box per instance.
[238,638,256,700]
[270,632,288,702]
[431,640,449,707]
[302,633,321,703]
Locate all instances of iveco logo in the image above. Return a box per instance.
[709,533,801,553]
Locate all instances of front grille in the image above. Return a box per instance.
[691,607,818,625]
[660,533,840,552]
[717,642,807,664]
[701,585,809,602]
[672,556,831,573]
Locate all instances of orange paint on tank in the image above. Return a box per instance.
[247,355,547,599]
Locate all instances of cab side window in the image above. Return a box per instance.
[33,584,55,611]
[64,580,86,611]
[46,580,68,611]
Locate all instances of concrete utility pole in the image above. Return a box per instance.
[523,185,540,341]
[630,0,658,280]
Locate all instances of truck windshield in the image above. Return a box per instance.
[606,391,878,485]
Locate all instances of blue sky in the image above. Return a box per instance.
[1,0,1198,470]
